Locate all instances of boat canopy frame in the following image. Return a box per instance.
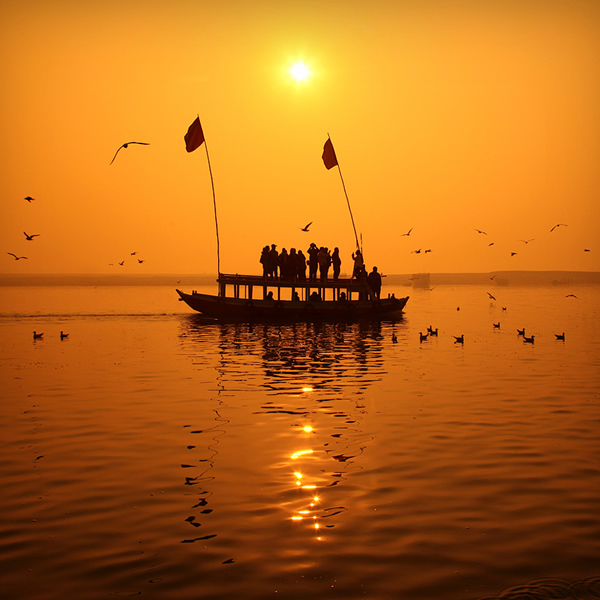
[217,273,376,303]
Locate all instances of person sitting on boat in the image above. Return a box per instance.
[367,266,382,299]
[292,291,300,301]
[309,291,322,302]
[266,291,274,300]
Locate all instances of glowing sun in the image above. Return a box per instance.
[290,62,311,82]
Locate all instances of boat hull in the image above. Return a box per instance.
[176,289,408,321]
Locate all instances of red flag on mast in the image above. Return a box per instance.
[322,138,338,170]
[185,117,205,152]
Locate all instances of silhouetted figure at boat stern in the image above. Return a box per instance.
[367,266,382,299]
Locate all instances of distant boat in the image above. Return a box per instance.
[177,273,408,321]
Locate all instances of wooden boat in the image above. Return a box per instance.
[177,273,408,320]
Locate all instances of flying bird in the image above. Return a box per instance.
[411,249,422,254]
[24,232,40,241]
[118,261,125,266]
[24,196,35,202]
[487,292,496,300]
[130,251,138,255]
[474,229,487,235]
[137,259,145,263]
[110,141,150,165]
[8,252,27,260]
[488,242,495,246]
[584,248,591,252]
[565,294,578,299]
[510,252,517,257]
[550,223,568,232]
[401,228,413,236]
[301,222,312,232]
[519,239,535,244]
[424,249,432,253]
[490,274,497,280]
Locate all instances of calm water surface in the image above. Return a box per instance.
[1,283,599,600]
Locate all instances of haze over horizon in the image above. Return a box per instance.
[2,0,599,276]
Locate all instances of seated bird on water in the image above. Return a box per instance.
[454,335,464,344]
[33,331,43,339]
[60,331,69,340]
[555,333,565,341]
[419,332,428,342]
[517,328,525,336]
[523,335,535,344]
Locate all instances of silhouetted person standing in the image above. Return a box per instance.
[307,243,319,280]
[332,247,341,279]
[367,266,382,299]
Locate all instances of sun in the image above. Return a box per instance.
[290,62,311,82]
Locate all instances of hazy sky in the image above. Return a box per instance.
[2,0,599,275]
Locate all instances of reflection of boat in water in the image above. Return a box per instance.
[177,273,408,320]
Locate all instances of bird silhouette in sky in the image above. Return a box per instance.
[487,292,496,300]
[118,261,125,266]
[490,274,497,280]
[584,248,591,252]
[488,242,495,246]
[24,232,40,241]
[550,223,568,232]
[301,222,312,232]
[474,228,487,235]
[24,196,35,202]
[565,294,578,299]
[510,252,517,257]
[401,228,413,236]
[8,252,27,260]
[130,251,138,255]
[110,142,150,165]
[425,249,432,253]
[137,259,145,263]
[411,249,422,254]
[519,238,535,244]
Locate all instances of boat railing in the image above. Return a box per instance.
[216,273,374,302]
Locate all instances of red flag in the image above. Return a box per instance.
[322,138,338,170]
[185,117,205,152]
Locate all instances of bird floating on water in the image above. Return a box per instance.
[110,141,150,165]
[392,333,398,343]
[8,252,27,260]
[550,224,568,232]
[301,222,312,232]
[555,332,565,341]
[493,322,500,329]
[33,331,43,339]
[454,335,464,344]
[523,335,535,344]
[24,196,35,202]
[60,331,69,340]
[419,332,428,342]
[24,232,40,241]
[427,326,438,336]
[517,328,525,336]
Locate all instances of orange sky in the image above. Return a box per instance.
[1,0,599,275]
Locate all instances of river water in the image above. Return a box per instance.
[1,281,599,599]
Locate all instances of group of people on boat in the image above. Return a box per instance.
[259,243,382,299]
